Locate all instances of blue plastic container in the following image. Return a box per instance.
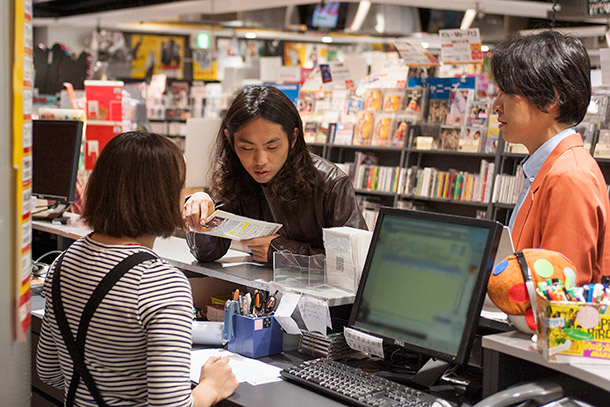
[227,314,283,358]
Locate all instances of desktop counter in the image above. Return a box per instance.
[31,219,610,407]
[30,294,349,407]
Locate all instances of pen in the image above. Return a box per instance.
[265,290,278,314]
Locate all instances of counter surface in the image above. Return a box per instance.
[32,220,356,306]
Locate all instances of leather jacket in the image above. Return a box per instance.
[187,154,368,263]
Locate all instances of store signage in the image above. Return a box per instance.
[589,0,610,15]
[13,0,34,341]
[393,41,440,67]
[439,28,483,65]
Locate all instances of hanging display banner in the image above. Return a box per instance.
[393,41,440,67]
[12,0,34,341]
[439,28,483,65]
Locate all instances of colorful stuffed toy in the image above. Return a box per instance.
[487,248,578,333]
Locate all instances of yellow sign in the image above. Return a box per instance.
[130,34,185,79]
[13,0,33,341]
[193,49,217,81]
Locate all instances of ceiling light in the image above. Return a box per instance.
[322,36,333,43]
[421,42,430,49]
[245,32,256,39]
[350,1,371,32]
[460,8,477,30]
[481,45,490,52]
[375,12,385,34]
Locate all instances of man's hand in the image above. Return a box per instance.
[183,192,216,232]
[240,234,279,262]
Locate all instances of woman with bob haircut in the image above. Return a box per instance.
[183,85,367,263]
[491,30,610,285]
[37,131,238,407]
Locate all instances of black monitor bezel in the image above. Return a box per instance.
[32,119,84,204]
[348,206,502,366]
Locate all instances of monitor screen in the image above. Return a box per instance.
[300,2,348,30]
[32,119,83,203]
[349,207,501,365]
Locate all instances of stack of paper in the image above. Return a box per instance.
[323,227,373,292]
[298,331,357,359]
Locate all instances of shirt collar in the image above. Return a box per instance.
[521,127,575,179]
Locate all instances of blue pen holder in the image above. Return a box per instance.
[227,314,283,358]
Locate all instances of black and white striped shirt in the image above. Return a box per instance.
[36,235,195,407]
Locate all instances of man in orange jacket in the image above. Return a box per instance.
[491,30,610,286]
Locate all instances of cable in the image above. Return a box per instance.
[34,250,63,264]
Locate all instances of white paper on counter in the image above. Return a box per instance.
[344,326,384,358]
[191,348,282,386]
[298,296,331,335]
[273,292,302,335]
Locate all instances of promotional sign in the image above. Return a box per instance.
[393,41,440,67]
[130,34,185,79]
[439,28,483,65]
[12,0,34,341]
[193,49,218,81]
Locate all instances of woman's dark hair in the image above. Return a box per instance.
[82,131,186,238]
[491,30,590,125]
[211,85,315,202]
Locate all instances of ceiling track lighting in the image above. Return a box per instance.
[460,7,478,30]
[350,0,371,33]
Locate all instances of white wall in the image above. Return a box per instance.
[34,25,92,54]
[1,1,31,406]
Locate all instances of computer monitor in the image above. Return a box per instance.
[348,207,502,385]
[32,119,83,214]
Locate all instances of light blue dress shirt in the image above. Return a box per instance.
[507,127,576,231]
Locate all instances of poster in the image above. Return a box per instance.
[193,49,218,81]
[284,42,308,67]
[130,34,185,79]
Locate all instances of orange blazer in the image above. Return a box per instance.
[511,133,610,286]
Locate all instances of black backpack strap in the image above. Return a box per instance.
[52,251,157,407]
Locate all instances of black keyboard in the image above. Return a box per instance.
[281,358,454,407]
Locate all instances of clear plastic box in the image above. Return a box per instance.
[273,251,326,289]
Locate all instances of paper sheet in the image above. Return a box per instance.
[200,210,282,240]
[191,348,282,386]
[298,296,331,335]
[344,326,384,358]
[273,292,302,335]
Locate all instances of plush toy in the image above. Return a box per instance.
[487,248,578,333]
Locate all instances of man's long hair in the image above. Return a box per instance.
[211,86,316,203]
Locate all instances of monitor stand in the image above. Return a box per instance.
[409,358,451,389]
[32,202,71,224]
